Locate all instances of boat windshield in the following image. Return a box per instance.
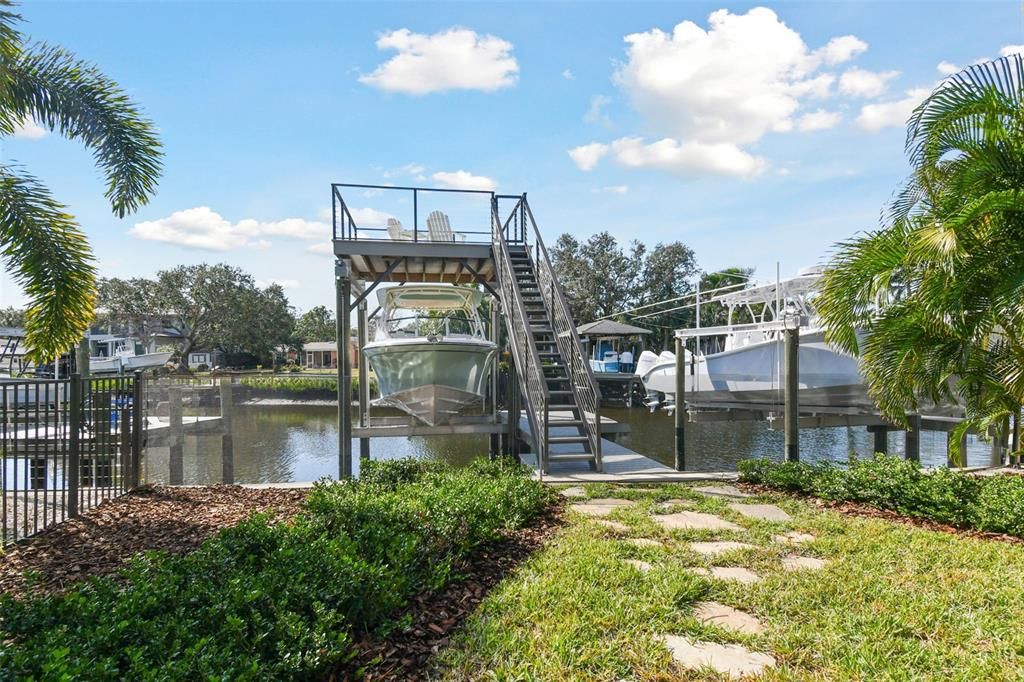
[385,308,478,337]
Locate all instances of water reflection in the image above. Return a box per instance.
[142,404,995,485]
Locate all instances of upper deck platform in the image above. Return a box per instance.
[331,183,507,284]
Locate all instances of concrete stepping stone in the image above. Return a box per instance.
[625,559,652,573]
[693,601,764,635]
[625,537,663,548]
[654,511,742,532]
[693,485,751,499]
[559,486,587,498]
[781,555,827,571]
[595,519,629,533]
[571,498,635,517]
[658,498,695,511]
[689,566,761,584]
[773,531,815,545]
[689,541,758,557]
[660,635,775,679]
[729,503,792,522]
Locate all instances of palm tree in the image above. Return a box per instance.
[817,54,1024,461]
[0,1,161,363]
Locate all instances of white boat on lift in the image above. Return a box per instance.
[635,268,865,410]
[89,335,173,374]
[363,285,497,426]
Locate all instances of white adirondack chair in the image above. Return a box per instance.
[426,210,465,242]
[386,218,412,241]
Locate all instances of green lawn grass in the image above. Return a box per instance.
[439,483,1024,680]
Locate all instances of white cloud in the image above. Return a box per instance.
[609,137,766,177]
[382,163,425,180]
[359,28,518,94]
[307,242,335,257]
[593,185,629,194]
[797,109,841,131]
[562,68,574,80]
[431,170,496,191]
[11,117,46,139]
[568,142,609,171]
[584,94,612,128]
[1000,45,1024,57]
[130,207,329,251]
[856,88,930,132]
[937,61,960,76]
[817,35,868,65]
[615,9,866,146]
[839,67,899,98]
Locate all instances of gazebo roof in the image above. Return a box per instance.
[576,320,652,337]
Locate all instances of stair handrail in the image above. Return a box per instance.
[491,198,550,469]
[521,197,604,470]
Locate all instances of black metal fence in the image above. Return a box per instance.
[1,373,144,545]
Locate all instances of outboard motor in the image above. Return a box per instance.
[635,350,665,411]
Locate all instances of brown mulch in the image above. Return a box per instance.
[330,508,565,682]
[0,485,307,596]
[738,482,1024,545]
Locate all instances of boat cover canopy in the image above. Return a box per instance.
[576,320,652,336]
[377,285,483,311]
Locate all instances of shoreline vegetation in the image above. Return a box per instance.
[0,459,552,679]
[239,374,378,402]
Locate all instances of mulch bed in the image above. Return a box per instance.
[739,482,1024,545]
[0,485,307,596]
[330,508,565,682]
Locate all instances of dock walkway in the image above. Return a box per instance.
[516,413,735,484]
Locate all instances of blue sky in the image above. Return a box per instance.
[1,1,1022,312]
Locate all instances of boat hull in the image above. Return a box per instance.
[636,331,866,408]
[363,339,496,426]
[91,352,173,374]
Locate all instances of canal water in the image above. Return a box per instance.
[141,403,997,485]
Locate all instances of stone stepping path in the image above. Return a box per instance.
[660,635,775,679]
[595,519,629,533]
[657,499,695,511]
[774,531,815,545]
[781,555,828,571]
[693,485,752,499]
[693,601,764,635]
[559,486,587,498]
[625,559,652,573]
[625,537,663,548]
[654,511,742,532]
[689,541,758,557]
[689,566,761,584]
[729,503,792,522]
[570,498,636,517]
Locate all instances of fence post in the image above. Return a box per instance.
[220,378,234,484]
[130,371,144,488]
[68,373,81,517]
[168,385,183,485]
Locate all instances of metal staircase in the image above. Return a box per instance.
[491,195,602,473]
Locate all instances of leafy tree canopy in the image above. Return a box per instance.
[99,264,295,366]
[295,305,336,343]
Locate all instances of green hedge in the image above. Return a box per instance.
[0,458,551,679]
[240,374,379,398]
[738,455,1024,536]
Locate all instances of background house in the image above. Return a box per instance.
[303,339,357,369]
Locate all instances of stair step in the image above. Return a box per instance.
[548,453,595,462]
[549,435,590,444]
[548,389,574,396]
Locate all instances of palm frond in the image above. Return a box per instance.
[0,165,96,363]
[4,43,162,216]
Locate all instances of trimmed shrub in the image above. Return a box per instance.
[0,458,551,678]
[738,455,1022,536]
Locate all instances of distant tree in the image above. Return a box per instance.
[550,232,699,348]
[295,305,336,343]
[0,2,161,362]
[101,264,295,366]
[0,306,24,327]
[698,267,756,328]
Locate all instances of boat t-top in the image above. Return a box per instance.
[362,285,497,426]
